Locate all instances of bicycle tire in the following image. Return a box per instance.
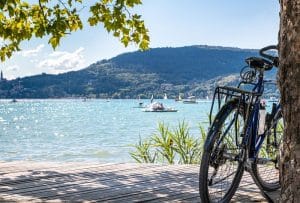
[251,110,283,191]
[199,99,245,203]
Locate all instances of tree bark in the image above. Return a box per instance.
[279,0,300,202]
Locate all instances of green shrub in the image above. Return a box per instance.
[130,121,207,164]
[130,137,157,163]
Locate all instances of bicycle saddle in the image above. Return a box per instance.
[245,57,273,71]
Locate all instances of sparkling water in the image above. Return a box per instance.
[0,99,211,163]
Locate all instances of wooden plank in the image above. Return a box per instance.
[16,166,193,201]
[2,165,169,200]
[0,165,192,192]
[0,161,76,174]
[102,181,199,203]
[55,177,198,202]
[0,162,117,175]
[48,169,254,202]
[0,162,279,202]
[1,167,198,201]
[0,163,133,186]
[0,164,157,196]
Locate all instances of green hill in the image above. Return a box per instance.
[0,45,260,99]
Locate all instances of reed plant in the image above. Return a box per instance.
[130,137,157,163]
[130,113,284,165]
[130,121,207,164]
[259,118,284,159]
[152,123,175,164]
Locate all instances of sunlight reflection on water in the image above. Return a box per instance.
[0,99,211,162]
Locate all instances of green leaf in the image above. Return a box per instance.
[49,36,59,48]
[0,0,150,61]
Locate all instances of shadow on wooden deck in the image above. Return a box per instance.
[0,162,279,202]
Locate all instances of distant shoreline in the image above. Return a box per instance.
[0,97,212,100]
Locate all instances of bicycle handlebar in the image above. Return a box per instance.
[259,45,279,67]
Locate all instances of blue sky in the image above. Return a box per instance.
[2,0,280,79]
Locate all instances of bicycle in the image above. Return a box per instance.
[199,45,283,203]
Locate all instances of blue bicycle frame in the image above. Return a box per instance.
[209,68,281,161]
[240,70,281,160]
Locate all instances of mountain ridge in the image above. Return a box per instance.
[0,45,260,99]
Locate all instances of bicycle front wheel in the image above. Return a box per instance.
[252,111,283,191]
[199,99,246,202]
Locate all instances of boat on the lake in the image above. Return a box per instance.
[133,95,145,108]
[175,94,182,102]
[143,102,177,112]
[183,96,197,104]
[164,93,168,100]
[10,98,17,103]
[150,94,154,103]
[133,102,146,108]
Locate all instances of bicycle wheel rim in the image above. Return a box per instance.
[199,100,245,202]
[254,113,283,191]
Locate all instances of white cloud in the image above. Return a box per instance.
[30,59,39,63]
[20,44,45,57]
[6,65,20,72]
[37,47,85,72]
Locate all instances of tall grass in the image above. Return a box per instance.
[130,137,157,163]
[130,112,284,165]
[130,121,207,164]
[130,116,241,164]
[259,117,284,159]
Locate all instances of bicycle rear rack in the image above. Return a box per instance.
[209,84,261,125]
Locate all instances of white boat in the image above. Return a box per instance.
[143,102,177,112]
[10,98,17,103]
[183,96,197,104]
[150,94,154,103]
[175,94,182,102]
[164,93,168,100]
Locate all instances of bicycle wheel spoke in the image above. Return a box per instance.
[211,170,236,186]
[252,113,282,191]
[199,99,245,202]
[217,117,235,146]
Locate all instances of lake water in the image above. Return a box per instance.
[0,99,212,163]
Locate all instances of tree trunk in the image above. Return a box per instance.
[279,0,300,202]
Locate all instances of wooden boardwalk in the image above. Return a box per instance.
[0,161,279,202]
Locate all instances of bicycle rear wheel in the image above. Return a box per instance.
[252,111,283,191]
[199,99,246,202]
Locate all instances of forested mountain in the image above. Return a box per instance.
[0,45,269,99]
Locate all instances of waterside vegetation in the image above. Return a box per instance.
[130,117,283,164]
[130,121,207,164]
